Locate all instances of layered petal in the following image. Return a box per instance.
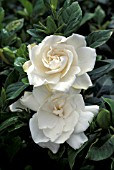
[67,132,88,149]
[61,34,86,50]
[33,86,51,106]
[20,91,39,111]
[38,141,60,154]
[77,47,96,75]
[9,100,27,112]
[85,105,99,116]
[73,73,92,89]
[74,111,94,133]
[29,113,49,143]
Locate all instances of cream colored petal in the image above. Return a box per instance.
[49,76,75,91]
[67,132,88,149]
[27,65,45,86]
[77,47,96,75]
[23,60,32,72]
[43,118,65,142]
[42,35,66,46]
[63,111,79,131]
[38,110,59,129]
[73,73,92,90]
[61,34,86,50]
[60,50,74,78]
[33,86,51,106]
[29,113,49,143]
[74,111,94,133]
[55,130,73,144]
[38,141,60,154]
[70,94,85,111]
[9,100,27,112]
[20,91,39,111]
[85,105,99,116]
[49,66,80,91]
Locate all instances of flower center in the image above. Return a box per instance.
[42,46,68,72]
[52,98,65,117]
[53,105,64,117]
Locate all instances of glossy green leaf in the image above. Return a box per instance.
[0,7,4,27]
[0,116,19,132]
[6,19,24,32]
[86,30,113,48]
[86,135,114,161]
[6,82,28,100]
[103,98,114,126]
[46,16,57,34]
[58,2,82,36]
[97,108,111,129]
[80,12,95,26]
[19,0,33,15]
[51,0,58,10]
[94,6,105,25]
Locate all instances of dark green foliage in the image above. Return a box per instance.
[0,0,114,170]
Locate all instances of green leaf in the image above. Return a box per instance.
[58,2,82,36]
[1,87,6,107]
[97,108,111,129]
[6,18,24,33]
[4,69,19,89]
[6,82,28,100]
[94,6,105,25]
[90,60,114,80]
[67,143,87,170]
[51,0,58,10]
[0,116,19,132]
[86,30,113,48]
[103,98,114,126]
[14,57,26,69]
[46,16,57,34]
[80,12,95,26]
[0,7,4,28]
[19,0,33,15]
[33,0,45,15]
[86,135,114,161]
[80,165,94,170]
[16,44,28,58]
[0,29,17,46]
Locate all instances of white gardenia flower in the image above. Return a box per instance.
[23,34,96,91]
[10,86,99,154]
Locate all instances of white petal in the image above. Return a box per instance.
[70,94,85,111]
[55,130,73,144]
[64,111,79,131]
[67,132,88,149]
[38,110,59,129]
[20,91,39,111]
[73,73,92,90]
[74,111,94,133]
[43,118,64,142]
[9,100,27,112]
[29,113,49,143]
[38,141,60,154]
[85,105,99,116]
[43,35,66,45]
[49,66,80,91]
[23,60,32,72]
[33,86,51,106]
[61,34,86,50]
[27,65,45,86]
[77,47,96,75]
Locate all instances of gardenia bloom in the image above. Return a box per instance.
[10,86,99,153]
[23,34,96,91]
